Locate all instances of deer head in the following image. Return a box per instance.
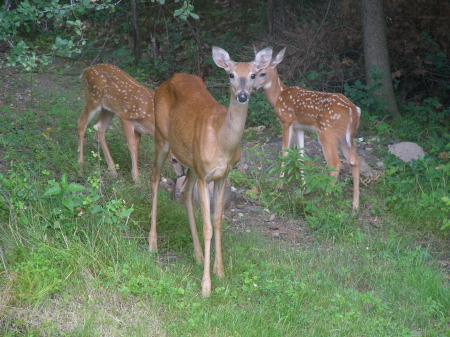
[212,46,273,103]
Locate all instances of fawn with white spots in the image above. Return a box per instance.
[255,48,361,209]
[77,64,184,181]
[149,46,273,296]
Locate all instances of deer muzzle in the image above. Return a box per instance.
[237,92,249,103]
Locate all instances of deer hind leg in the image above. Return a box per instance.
[94,109,117,176]
[181,169,204,264]
[77,103,101,168]
[318,132,341,178]
[340,139,360,210]
[197,178,213,297]
[148,140,170,253]
[212,177,227,278]
[120,119,141,182]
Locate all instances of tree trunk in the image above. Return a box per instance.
[268,0,274,43]
[131,0,141,63]
[361,0,400,118]
[279,0,286,30]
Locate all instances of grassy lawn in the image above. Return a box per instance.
[0,66,448,336]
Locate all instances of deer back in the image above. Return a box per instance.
[82,64,156,135]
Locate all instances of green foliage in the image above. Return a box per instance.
[246,91,278,127]
[379,155,449,234]
[228,170,253,189]
[102,262,187,298]
[4,40,50,71]
[0,167,39,218]
[240,145,349,230]
[1,0,116,70]
[43,173,86,215]
[296,63,336,90]
[397,99,450,155]
[344,70,387,118]
[441,196,450,230]
[13,244,74,304]
[272,148,344,216]
[173,0,199,20]
[1,0,200,71]
[422,32,450,75]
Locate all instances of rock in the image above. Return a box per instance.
[174,176,233,210]
[160,177,176,194]
[272,232,283,239]
[388,142,425,162]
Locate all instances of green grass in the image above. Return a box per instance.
[0,67,448,336]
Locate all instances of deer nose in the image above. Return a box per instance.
[237,92,249,103]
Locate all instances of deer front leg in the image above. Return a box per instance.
[295,128,306,183]
[340,140,360,210]
[319,132,341,178]
[197,178,213,297]
[77,109,89,168]
[279,123,294,178]
[181,170,204,263]
[77,103,101,169]
[212,177,227,278]
[149,141,170,252]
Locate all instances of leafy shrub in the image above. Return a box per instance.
[247,91,278,127]
[243,146,347,219]
[344,71,387,118]
[380,155,449,234]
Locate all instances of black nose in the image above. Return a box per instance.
[237,92,249,103]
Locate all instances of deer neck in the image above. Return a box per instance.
[218,95,249,152]
[263,72,286,107]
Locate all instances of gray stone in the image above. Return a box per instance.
[388,142,425,162]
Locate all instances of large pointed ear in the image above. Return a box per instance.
[253,47,273,70]
[272,47,286,67]
[212,46,233,70]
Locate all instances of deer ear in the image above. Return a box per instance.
[272,47,286,67]
[212,46,233,70]
[254,47,273,70]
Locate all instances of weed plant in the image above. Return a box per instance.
[235,145,354,236]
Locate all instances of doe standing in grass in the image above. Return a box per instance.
[149,46,273,296]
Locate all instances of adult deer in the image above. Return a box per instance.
[77,63,184,181]
[149,46,272,296]
[255,48,360,209]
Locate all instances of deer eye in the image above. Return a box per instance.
[259,73,266,78]
[250,74,256,79]
[228,73,235,79]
